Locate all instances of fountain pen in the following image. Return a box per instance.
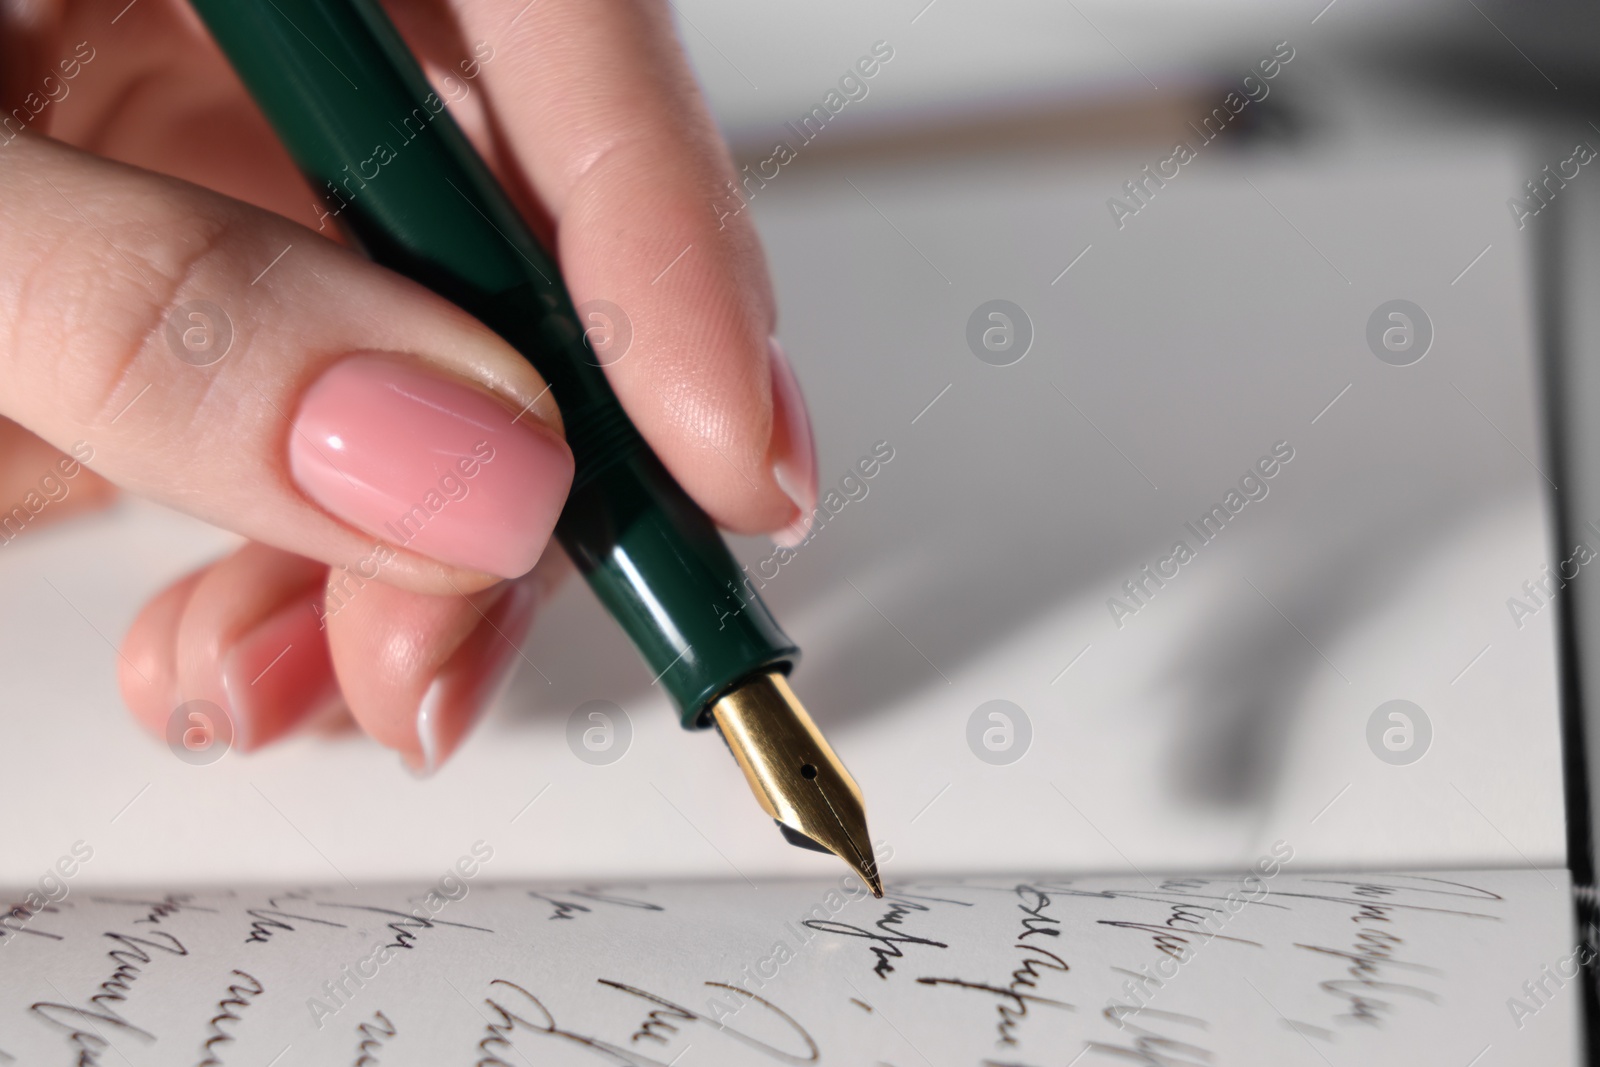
[188,0,881,895]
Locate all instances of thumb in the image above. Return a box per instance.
[0,134,573,593]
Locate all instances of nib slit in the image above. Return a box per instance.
[710,671,883,897]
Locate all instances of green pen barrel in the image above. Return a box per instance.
[188,0,797,725]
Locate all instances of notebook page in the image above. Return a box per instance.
[0,867,1576,1065]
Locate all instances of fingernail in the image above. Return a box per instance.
[402,579,538,776]
[768,338,817,548]
[290,353,574,579]
[220,593,342,752]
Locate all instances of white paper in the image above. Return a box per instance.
[0,867,1577,1065]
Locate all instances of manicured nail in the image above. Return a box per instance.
[220,592,342,752]
[768,338,817,548]
[290,353,574,579]
[403,579,537,776]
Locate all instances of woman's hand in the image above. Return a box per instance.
[0,0,816,771]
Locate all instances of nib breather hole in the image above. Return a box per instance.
[800,763,818,779]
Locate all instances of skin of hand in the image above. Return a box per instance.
[0,0,819,773]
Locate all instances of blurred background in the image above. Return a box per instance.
[685,0,1598,153]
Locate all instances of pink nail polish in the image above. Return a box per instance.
[768,338,817,548]
[290,353,574,579]
[404,579,538,775]
[220,593,342,752]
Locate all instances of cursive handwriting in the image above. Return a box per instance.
[918,973,1073,1044]
[527,886,666,921]
[917,883,1075,1049]
[1097,919,1260,963]
[0,900,67,943]
[90,893,215,927]
[29,928,188,1064]
[318,901,492,949]
[0,871,1537,1065]
[353,1009,396,1066]
[195,969,264,1067]
[1089,1004,1211,1066]
[244,899,347,945]
[1297,928,1440,1027]
[1286,877,1469,1033]
[473,977,817,1066]
[803,892,962,977]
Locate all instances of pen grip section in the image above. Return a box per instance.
[560,446,800,727]
[481,287,800,726]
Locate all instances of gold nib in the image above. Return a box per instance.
[710,671,883,897]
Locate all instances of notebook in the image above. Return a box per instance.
[0,136,1579,1062]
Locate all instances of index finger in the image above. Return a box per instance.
[447,0,813,539]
